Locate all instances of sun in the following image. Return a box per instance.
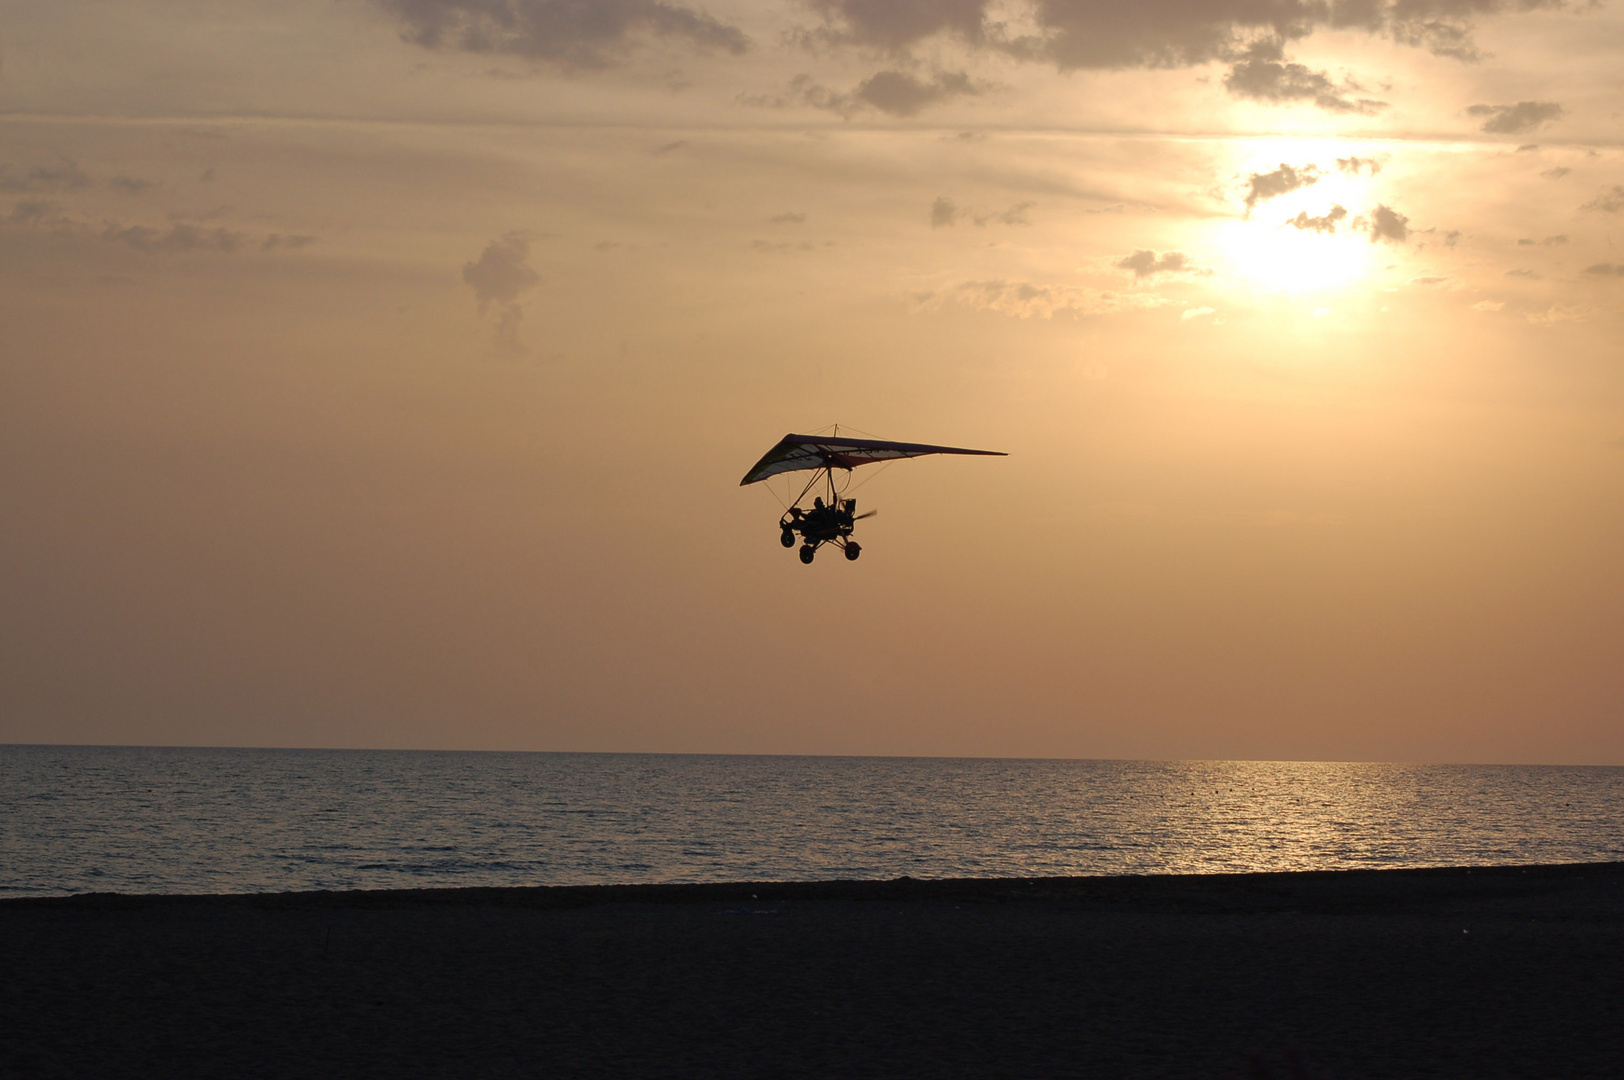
[1214,143,1383,294]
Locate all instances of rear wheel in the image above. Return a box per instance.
[844,543,861,561]
[780,529,795,548]
[798,544,815,564]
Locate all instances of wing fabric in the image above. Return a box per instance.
[739,434,1006,485]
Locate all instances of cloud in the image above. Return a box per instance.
[261,233,317,252]
[917,278,1176,319]
[772,69,983,117]
[1526,304,1584,325]
[1543,235,1567,245]
[1116,249,1193,278]
[653,140,688,154]
[1505,268,1538,278]
[377,0,749,69]
[974,201,1035,226]
[110,175,157,194]
[463,232,540,310]
[1285,204,1348,233]
[1541,167,1570,180]
[1583,264,1624,277]
[1581,186,1624,213]
[1180,306,1216,320]
[1466,100,1563,134]
[855,69,982,116]
[9,199,61,224]
[770,211,806,224]
[1244,163,1319,211]
[930,196,958,228]
[804,0,988,52]
[0,159,91,193]
[102,222,248,253]
[1336,156,1382,175]
[1223,45,1385,113]
[463,232,541,352]
[1367,204,1409,243]
[1472,300,1503,311]
[5,200,318,255]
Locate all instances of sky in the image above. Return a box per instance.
[2,0,1622,763]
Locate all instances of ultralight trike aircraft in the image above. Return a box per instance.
[739,430,1005,564]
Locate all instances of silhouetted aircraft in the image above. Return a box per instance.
[740,430,1005,564]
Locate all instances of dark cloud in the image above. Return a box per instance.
[101,222,248,253]
[974,201,1035,226]
[1116,249,1192,277]
[930,196,958,228]
[1024,3,1353,71]
[1366,204,1409,243]
[1466,100,1563,134]
[770,211,807,224]
[261,233,317,252]
[1581,186,1624,213]
[1285,204,1348,233]
[805,0,987,52]
[1506,268,1538,277]
[1541,167,1570,180]
[463,232,540,352]
[1223,44,1385,113]
[1517,238,1534,245]
[1515,144,1539,152]
[768,69,982,117]
[915,0,1545,71]
[463,232,539,312]
[1543,234,1567,245]
[853,69,981,116]
[1336,155,1382,175]
[377,0,749,69]
[653,140,688,154]
[1244,163,1319,211]
[1583,263,1624,277]
[110,175,157,194]
[0,159,91,194]
[9,199,62,224]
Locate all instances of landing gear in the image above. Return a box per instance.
[844,542,861,561]
[780,528,796,548]
[799,544,815,564]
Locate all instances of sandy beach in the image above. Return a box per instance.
[4,863,1621,1079]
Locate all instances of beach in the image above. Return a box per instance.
[4,862,1621,1078]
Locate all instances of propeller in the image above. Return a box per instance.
[854,510,878,520]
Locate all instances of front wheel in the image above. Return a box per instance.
[780,529,796,548]
[798,544,815,564]
[844,543,861,561]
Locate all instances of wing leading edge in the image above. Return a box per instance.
[739,433,1006,486]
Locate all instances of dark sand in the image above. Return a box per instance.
[3,863,1621,1079]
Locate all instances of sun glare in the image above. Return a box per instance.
[1217,216,1377,294]
[1216,144,1383,294]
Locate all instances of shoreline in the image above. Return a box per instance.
[6,857,1622,910]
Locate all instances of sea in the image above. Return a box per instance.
[2,746,1621,897]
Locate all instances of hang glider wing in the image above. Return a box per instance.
[739,434,1006,486]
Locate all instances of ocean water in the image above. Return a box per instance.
[2,745,1621,897]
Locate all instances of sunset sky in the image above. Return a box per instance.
[3,0,1621,763]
